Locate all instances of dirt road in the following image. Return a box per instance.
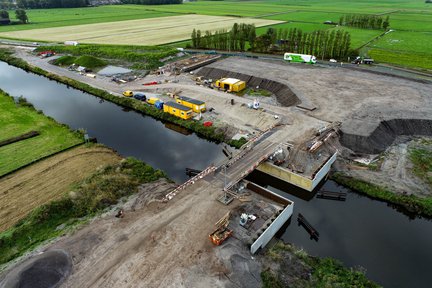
[38,176,260,288]
[0,145,121,232]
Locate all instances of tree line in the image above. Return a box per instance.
[190,23,352,60]
[121,0,182,4]
[0,9,28,24]
[339,14,390,30]
[11,0,89,9]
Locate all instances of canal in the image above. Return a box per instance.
[1,61,431,288]
[0,61,226,183]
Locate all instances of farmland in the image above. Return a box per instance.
[0,15,282,45]
[0,91,84,176]
[0,1,430,67]
[0,145,121,232]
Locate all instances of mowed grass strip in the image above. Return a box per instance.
[0,15,282,45]
[0,92,84,176]
[0,145,121,232]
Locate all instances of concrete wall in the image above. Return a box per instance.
[256,152,337,192]
[256,162,313,191]
[311,152,338,190]
[250,186,294,254]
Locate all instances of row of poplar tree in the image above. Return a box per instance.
[339,14,390,30]
[190,23,352,60]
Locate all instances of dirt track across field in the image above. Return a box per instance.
[0,145,121,232]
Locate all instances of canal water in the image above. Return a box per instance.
[1,61,432,287]
[0,61,226,183]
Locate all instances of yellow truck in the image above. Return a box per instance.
[163,101,193,120]
[214,78,246,92]
[175,96,206,113]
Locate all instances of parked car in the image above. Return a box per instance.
[133,93,146,101]
[329,59,337,63]
[123,90,133,97]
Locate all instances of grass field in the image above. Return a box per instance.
[0,0,430,69]
[0,15,281,45]
[0,91,84,176]
[0,6,177,33]
[0,145,121,232]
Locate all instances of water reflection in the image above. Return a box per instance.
[0,61,226,183]
[249,170,432,288]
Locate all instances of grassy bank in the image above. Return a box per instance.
[53,55,107,70]
[36,44,177,70]
[0,90,83,176]
[262,241,379,287]
[409,147,432,187]
[0,48,244,148]
[332,172,432,217]
[0,157,166,265]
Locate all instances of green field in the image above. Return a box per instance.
[0,92,84,176]
[0,6,177,32]
[0,0,430,70]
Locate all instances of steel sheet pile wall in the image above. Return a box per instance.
[341,119,432,154]
[198,67,300,107]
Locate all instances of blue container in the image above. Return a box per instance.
[155,100,164,110]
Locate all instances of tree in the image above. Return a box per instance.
[0,9,8,19]
[0,9,9,25]
[15,9,28,24]
[196,29,201,48]
[383,16,390,30]
[191,29,197,48]
[248,27,256,51]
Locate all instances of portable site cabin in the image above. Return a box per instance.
[163,101,193,120]
[215,78,246,92]
[176,96,206,113]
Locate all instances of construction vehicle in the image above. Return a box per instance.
[209,212,233,246]
[284,53,316,64]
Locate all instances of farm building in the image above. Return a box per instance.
[214,78,246,92]
[163,101,193,120]
[176,96,206,113]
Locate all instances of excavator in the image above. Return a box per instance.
[209,212,232,246]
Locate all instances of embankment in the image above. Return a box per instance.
[341,119,432,154]
[198,67,300,107]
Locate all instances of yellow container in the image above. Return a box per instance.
[146,97,160,105]
[175,96,206,113]
[215,78,246,92]
[163,101,193,120]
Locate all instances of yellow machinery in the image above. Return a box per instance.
[214,78,246,92]
[209,212,232,246]
[175,96,206,113]
[163,101,193,120]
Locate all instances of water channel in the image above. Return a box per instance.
[1,61,431,287]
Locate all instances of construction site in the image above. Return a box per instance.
[1,47,432,288]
